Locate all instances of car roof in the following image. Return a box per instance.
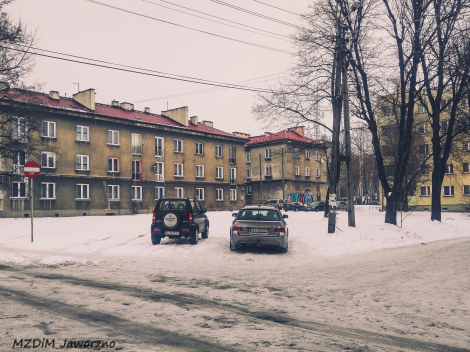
[241,205,279,210]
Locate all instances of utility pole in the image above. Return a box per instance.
[282,147,285,200]
[259,153,262,204]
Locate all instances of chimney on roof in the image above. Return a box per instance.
[144,107,150,113]
[49,91,59,100]
[202,120,213,128]
[288,126,305,137]
[190,116,198,125]
[111,100,119,107]
[264,132,272,137]
[161,106,189,126]
[73,88,95,111]
[120,102,134,111]
[233,132,251,138]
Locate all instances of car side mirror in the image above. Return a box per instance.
[283,214,288,218]
[232,213,237,217]
[202,208,207,213]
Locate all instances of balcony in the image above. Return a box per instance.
[12,165,24,175]
[230,178,236,185]
[132,172,142,181]
[155,174,164,182]
[131,145,142,155]
[229,157,236,164]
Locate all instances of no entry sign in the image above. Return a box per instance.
[24,161,41,178]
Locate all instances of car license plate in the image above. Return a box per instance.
[165,231,179,235]
[250,228,268,233]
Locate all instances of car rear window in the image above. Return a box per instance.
[158,200,188,212]
[238,209,280,221]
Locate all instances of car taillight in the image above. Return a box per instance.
[232,226,243,231]
[189,213,193,225]
[274,227,285,233]
[152,213,156,224]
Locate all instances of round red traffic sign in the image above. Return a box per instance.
[24,161,41,178]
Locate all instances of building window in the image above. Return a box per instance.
[230,189,237,201]
[294,148,300,159]
[216,188,223,201]
[419,144,429,154]
[174,163,184,177]
[108,158,120,173]
[443,185,454,196]
[41,183,56,200]
[229,147,236,164]
[265,166,272,176]
[230,168,237,184]
[76,184,89,200]
[215,145,223,158]
[132,160,142,180]
[216,166,223,179]
[12,151,25,175]
[295,165,300,175]
[382,127,391,137]
[441,120,448,133]
[155,137,164,157]
[445,164,453,175]
[417,104,425,113]
[265,148,272,159]
[463,163,470,173]
[174,187,183,198]
[421,166,430,175]
[464,185,470,195]
[420,186,430,196]
[196,188,205,201]
[246,169,251,179]
[174,139,183,153]
[316,168,320,178]
[42,121,56,138]
[76,125,89,141]
[154,162,164,181]
[132,133,142,155]
[13,117,27,142]
[196,142,204,155]
[305,150,310,160]
[155,186,165,200]
[108,130,119,145]
[108,185,120,201]
[41,152,56,169]
[246,186,251,195]
[76,155,89,171]
[246,153,251,163]
[441,99,451,110]
[305,167,310,176]
[418,123,427,134]
[196,165,204,178]
[315,151,320,161]
[462,142,470,151]
[131,186,143,201]
[12,182,26,198]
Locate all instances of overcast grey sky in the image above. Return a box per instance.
[9,0,311,137]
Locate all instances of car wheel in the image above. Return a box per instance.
[201,221,209,239]
[280,242,288,253]
[229,239,237,251]
[190,233,199,245]
[316,207,319,212]
[151,233,161,245]
[295,207,298,212]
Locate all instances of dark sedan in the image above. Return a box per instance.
[309,201,326,212]
[284,202,308,212]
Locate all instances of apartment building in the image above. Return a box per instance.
[244,127,329,204]
[0,87,249,217]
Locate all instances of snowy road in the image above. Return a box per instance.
[1,210,469,351]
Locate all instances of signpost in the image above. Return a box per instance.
[24,161,40,243]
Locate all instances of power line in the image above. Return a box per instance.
[141,0,290,41]
[208,0,301,29]
[84,0,294,55]
[252,0,301,16]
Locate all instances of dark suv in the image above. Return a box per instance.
[151,198,209,245]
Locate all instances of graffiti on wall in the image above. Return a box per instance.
[287,191,314,204]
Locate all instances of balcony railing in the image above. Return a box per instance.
[229,157,236,164]
[230,178,236,185]
[132,145,142,155]
[155,174,164,182]
[12,165,24,175]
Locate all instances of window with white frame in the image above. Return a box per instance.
[174,163,184,177]
[154,162,164,181]
[41,182,56,200]
[305,150,310,160]
[417,104,425,113]
[316,151,320,161]
[76,184,89,200]
[230,168,237,184]
[418,123,427,134]
[265,166,272,176]
[294,148,300,158]
[76,155,89,171]
[41,152,56,168]
[420,186,430,196]
[305,167,310,176]
[12,181,26,198]
[294,165,300,175]
[246,153,251,163]
[462,141,470,151]
[132,160,142,180]
[230,189,237,201]
[196,142,204,155]
[265,148,272,159]
[445,164,453,174]
[131,186,143,201]
[216,188,223,201]
[464,185,470,195]
[174,139,183,153]
[108,158,120,172]
[76,125,89,141]
[132,133,142,155]
[215,145,222,158]
[155,136,164,157]
[174,187,183,198]
[108,130,119,145]
[196,188,205,201]
[419,144,429,154]
[12,151,25,174]
[441,120,448,133]
[155,186,165,200]
[463,163,470,173]
[108,185,120,201]
[246,186,251,194]
[42,121,56,138]
[196,165,204,178]
[216,166,223,179]
[443,185,454,196]
[316,168,320,178]
[229,146,236,164]
[246,169,251,179]
[13,117,27,142]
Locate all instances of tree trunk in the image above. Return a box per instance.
[384,193,397,225]
[431,170,442,221]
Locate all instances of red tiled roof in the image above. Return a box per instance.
[187,121,245,139]
[246,129,327,147]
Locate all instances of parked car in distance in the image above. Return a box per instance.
[151,197,209,245]
[284,202,308,212]
[369,201,381,205]
[264,199,286,209]
[230,206,289,252]
[336,201,348,211]
[309,201,326,212]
